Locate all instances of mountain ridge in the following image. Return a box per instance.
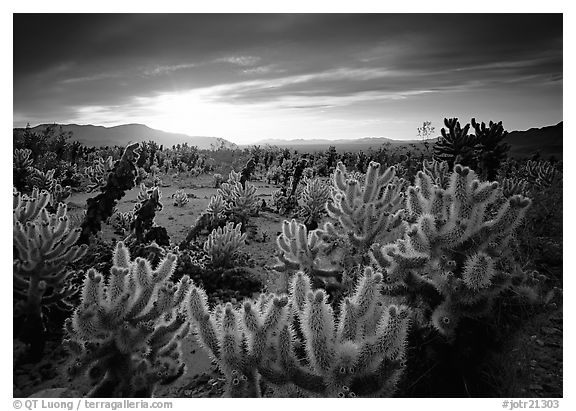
[14,121,562,159]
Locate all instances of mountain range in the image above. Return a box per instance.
[14,123,238,150]
[14,121,563,159]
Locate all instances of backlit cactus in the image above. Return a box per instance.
[172,189,189,207]
[14,188,88,354]
[13,148,33,191]
[319,161,405,284]
[203,222,247,267]
[84,156,115,193]
[524,160,561,188]
[275,219,340,281]
[64,241,191,397]
[216,169,259,225]
[298,177,331,229]
[370,165,532,338]
[29,168,56,192]
[323,161,405,251]
[422,159,450,189]
[186,268,410,397]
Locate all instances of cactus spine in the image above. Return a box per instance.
[186,268,410,397]
[64,242,190,397]
[371,165,531,338]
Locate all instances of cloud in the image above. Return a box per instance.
[13,14,562,141]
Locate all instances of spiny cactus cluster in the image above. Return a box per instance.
[29,168,56,192]
[471,118,510,181]
[320,161,405,281]
[275,219,340,284]
[13,148,34,191]
[433,117,510,180]
[524,160,561,188]
[49,182,72,207]
[298,177,331,229]
[203,222,247,267]
[109,210,134,235]
[324,161,405,251]
[172,189,189,207]
[64,242,191,397]
[14,188,88,354]
[500,177,530,198]
[213,173,224,188]
[84,156,115,193]
[370,165,532,337]
[422,159,450,189]
[186,268,410,397]
[217,170,259,224]
[433,118,477,169]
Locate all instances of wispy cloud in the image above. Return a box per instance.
[13,14,562,142]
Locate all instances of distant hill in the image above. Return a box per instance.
[13,123,238,150]
[14,121,562,159]
[248,122,563,160]
[505,122,562,159]
[246,137,426,153]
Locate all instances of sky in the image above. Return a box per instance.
[13,14,563,144]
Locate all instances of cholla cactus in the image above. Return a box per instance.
[321,161,405,274]
[172,190,189,207]
[433,118,477,169]
[136,183,153,202]
[49,182,72,207]
[109,210,134,234]
[177,161,188,173]
[299,177,331,228]
[500,177,529,198]
[471,118,510,181]
[13,148,33,191]
[203,222,247,267]
[214,170,259,224]
[370,165,532,338]
[64,242,191,397]
[422,159,450,189]
[13,187,49,224]
[13,188,88,352]
[213,173,224,188]
[524,160,561,188]
[84,156,115,193]
[187,268,410,397]
[275,219,340,280]
[29,168,56,192]
[227,182,259,222]
[218,170,242,201]
[205,194,229,223]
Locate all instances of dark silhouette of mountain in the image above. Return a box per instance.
[249,122,563,159]
[14,121,562,159]
[505,122,562,159]
[13,123,237,150]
